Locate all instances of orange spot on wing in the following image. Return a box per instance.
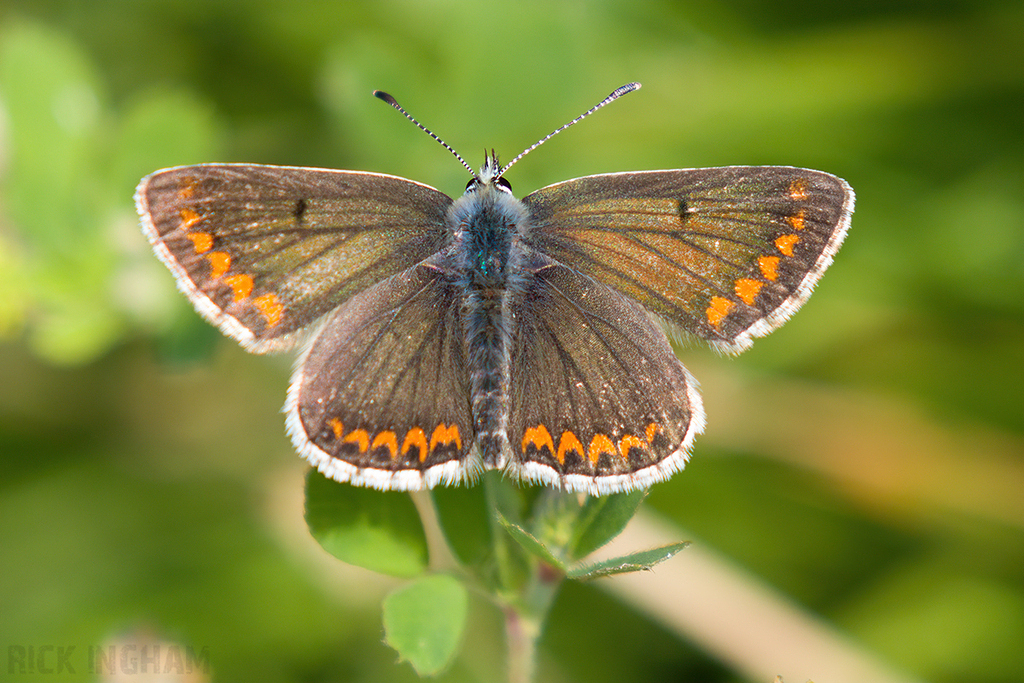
[645,422,662,444]
[734,278,765,306]
[759,255,780,281]
[556,431,584,465]
[401,427,429,461]
[706,296,734,328]
[775,234,799,257]
[787,210,806,231]
[179,208,202,230]
[588,434,616,465]
[522,424,554,455]
[372,431,399,460]
[618,434,646,460]
[342,429,370,453]
[186,231,213,254]
[206,251,231,279]
[430,423,461,452]
[252,293,283,327]
[789,178,809,200]
[223,273,253,301]
[328,418,344,440]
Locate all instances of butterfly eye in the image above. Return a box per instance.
[496,177,512,192]
[465,178,479,191]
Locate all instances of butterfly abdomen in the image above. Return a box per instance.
[450,185,529,469]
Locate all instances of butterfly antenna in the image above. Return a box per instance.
[499,82,641,177]
[374,90,476,177]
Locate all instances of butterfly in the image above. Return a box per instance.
[136,83,853,495]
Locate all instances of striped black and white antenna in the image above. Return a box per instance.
[374,82,641,180]
[498,82,641,176]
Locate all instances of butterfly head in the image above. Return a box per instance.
[467,150,513,195]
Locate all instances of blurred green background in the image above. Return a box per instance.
[0,1,1020,682]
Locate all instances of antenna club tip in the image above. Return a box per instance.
[373,90,398,105]
[618,82,642,95]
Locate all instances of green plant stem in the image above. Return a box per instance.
[505,607,538,683]
[505,562,562,683]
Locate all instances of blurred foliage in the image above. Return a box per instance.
[0,1,1020,682]
[306,471,679,680]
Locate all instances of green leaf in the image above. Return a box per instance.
[568,489,648,560]
[383,574,468,676]
[528,488,585,552]
[304,470,427,577]
[432,484,492,567]
[566,542,689,580]
[483,473,531,591]
[497,513,567,571]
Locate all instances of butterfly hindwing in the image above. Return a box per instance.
[136,164,453,352]
[286,261,477,491]
[522,166,853,352]
[506,254,705,495]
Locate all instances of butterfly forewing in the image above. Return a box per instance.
[522,166,853,352]
[286,261,477,491]
[507,256,705,495]
[136,164,453,352]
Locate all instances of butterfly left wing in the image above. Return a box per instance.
[521,166,853,352]
[286,260,477,491]
[506,254,705,495]
[136,164,453,352]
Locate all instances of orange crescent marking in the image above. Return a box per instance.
[706,296,734,328]
[645,422,662,444]
[618,434,646,460]
[179,208,203,229]
[328,418,344,440]
[775,234,799,257]
[522,424,554,455]
[401,427,429,462]
[186,231,213,254]
[251,293,283,327]
[787,210,806,231]
[372,431,399,460]
[758,255,780,281]
[223,273,253,302]
[588,434,616,465]
[342,429,370,453]
[734,278,765,306]
[206,251,231,280]
[556,431,584,465]
[430,423,462,452]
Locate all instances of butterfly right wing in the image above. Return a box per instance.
[136,164,453,353]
